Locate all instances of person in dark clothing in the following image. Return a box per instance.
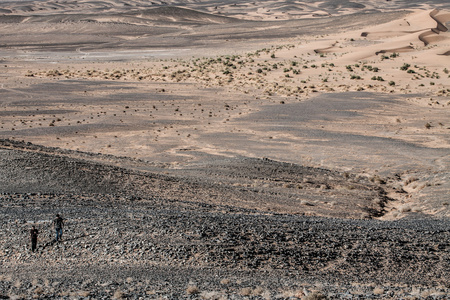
[30,225,39,252]
[53,214,64,242]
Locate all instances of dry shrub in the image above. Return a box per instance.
[411,206,422,213]
[304,291,327,300]
[240,287,252,296]
[391,211,400,218]
[404,176,419,185]
[399,204,412,213]
[14,280,22,289]
[369,175,385,184]
[200,291,225,299]
[33,287,44,295]
[186,285,200,295]
[293,289,305,298]
[78,291,91,297]
[253,286,264,295]
[113,289,124,299]
[281,290,296,297]
[420,289,432,297]
[373,287,384,295]
[260,290,272,300]
[59,291,70,297]
[300,200,314,206]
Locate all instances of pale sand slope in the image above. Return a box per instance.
[0,4,449,219]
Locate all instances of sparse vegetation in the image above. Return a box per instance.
[186,286,200,295]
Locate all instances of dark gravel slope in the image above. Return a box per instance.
[0,140,448,299]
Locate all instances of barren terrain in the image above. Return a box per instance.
[0,0,449,298]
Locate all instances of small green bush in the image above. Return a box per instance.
[400,63,410,71]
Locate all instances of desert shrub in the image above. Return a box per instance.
[399,204,412,213]
[400,63,410,71]
[186,286,200,295]
[113,290,124,299]
[240,287,252,296]
[304,291,327,300]
[388,81,395,86]
[78,291,91,297]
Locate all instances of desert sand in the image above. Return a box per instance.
[0,0,449,298]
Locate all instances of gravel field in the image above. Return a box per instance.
[0,140,448,299]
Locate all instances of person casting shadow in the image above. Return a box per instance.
[53,214,64,242]
[30,225,39,252]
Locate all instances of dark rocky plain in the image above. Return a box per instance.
[0,139,449,299]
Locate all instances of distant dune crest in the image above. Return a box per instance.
[1,0,449,21]
[314,9,450,59]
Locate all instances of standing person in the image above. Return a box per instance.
[53,214,64,242]
[30,225,39,252]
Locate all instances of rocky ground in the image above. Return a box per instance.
[0,139,449,299]
[0,1,449,298]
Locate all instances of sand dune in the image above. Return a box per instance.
[1,6,239,25]
[1,0,449,21]
[325,9,450,59]
[430,9,450,32]
[137,6,239,24]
